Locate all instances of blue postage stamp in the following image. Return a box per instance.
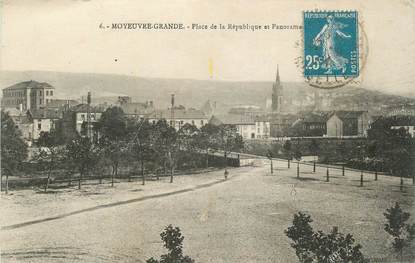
[303,11,359,77]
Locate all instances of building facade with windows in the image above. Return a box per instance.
[254,116,271,139]
[209,114,256,139]
[326,111,370,137]
[149,109,208,130]
[1,80,55,110]
[58,104,104,142]
[28,108,62,141]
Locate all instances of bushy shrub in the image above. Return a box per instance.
[285,212,367,263]
[147,225,194,263]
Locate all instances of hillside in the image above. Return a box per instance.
[1,70,414,112]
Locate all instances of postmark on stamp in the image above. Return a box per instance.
[304,11,358,77]
[302,11,363,89]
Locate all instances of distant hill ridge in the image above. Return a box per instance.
[1,70,414,111]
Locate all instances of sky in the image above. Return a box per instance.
[1,0,414,95]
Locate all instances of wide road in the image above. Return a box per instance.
[1,160,414,262]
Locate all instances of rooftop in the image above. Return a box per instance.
[373,115,415,127]
[121,102,154,116]
[4,80,54,90]
[150,109,207,120]
[70,103,105,113]
[210,114,255,125]
[332,111,367,120]
[29,108,62,119]
[47,99,79,108]
[302,112,332,123]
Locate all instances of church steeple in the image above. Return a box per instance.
[272,65,283,113]
[276,64,280,84]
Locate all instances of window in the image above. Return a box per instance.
[46,99,49,104]
[81,114,85,120]
[38,123,42,130]
[180,120,184,125]
[46,90,49,96]
[50,90,53,96]
[39,98,43,104]
[201,120,204,125]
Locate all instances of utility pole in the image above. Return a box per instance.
[170,94,175,183]
[171,94,175,129]
[87,91,92,141]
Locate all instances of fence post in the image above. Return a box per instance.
[360,171,363,187]
[400,176,403,191]
[413,174,414,185]
[326,167,329,182]
[375,170,378,181]
[342,165,345,176]
[288,159,290,169]
[270,159,274,174]
[297,162,300,179]
[313,161,316,173]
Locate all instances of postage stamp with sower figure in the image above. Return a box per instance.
[304,11,359,78]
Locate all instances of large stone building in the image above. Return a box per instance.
[149,108,208,130]
[326,111,370,137]
[210,114,257,139]
[288,112,331,137]
[28,108,62,141]
[117,96,155,119]
[58,103,104,142]
[2,81,55,110]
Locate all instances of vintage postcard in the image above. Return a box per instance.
[1,0,414,262]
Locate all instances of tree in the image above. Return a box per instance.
[309,139,320,163]
[283,140,293,159]
[218,124,244,178]
[147,225,194,263]
[367,122,414,175]
[177,123,199,169]
[35,131,65,192]
[384,202,415,262]
[285,212,315,263]
[97,106,126,140]
[130,119,154,185]
[285,212,367,263]
[97,107,129,186]
[1,111,28,194]
[388,128,413,178]
[99,138,128,187]
[65,137,99,189]
[312,227,366,263]
[198,123,221,168]
[152,120,178,183]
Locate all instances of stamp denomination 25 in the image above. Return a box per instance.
[303,11,361,89]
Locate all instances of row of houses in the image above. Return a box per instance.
[2,81,211,144]
[3,81,415,144]
[4,102,210,145]
[211,111,372,140]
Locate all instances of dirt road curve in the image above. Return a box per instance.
[1,160,414,262]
